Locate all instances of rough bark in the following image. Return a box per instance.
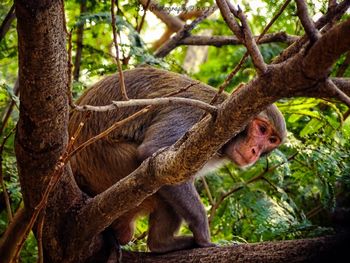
[15,0,88,261]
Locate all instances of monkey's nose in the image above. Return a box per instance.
[251,147,257,155]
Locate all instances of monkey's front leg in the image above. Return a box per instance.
[158,181,215,249]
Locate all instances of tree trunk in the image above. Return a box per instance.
[15,0,89,261]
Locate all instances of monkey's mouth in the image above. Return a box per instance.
[233,149,250,167]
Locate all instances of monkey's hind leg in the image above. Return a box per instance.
[147,200,195,253]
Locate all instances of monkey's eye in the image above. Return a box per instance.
[259,125,267,134]
[269,137,277,144]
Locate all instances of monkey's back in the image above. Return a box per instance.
[69,67,226,195]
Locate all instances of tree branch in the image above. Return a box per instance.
[73,97,217,114]
[111,0,129,100]
[303,18,350,79]
[216,0,244,41]
[296,0,321,43]
[274,0,350,64]
[0,4,15,41]
[139,0,183,31]
[121,232,350,262]
[179,32,297,46]
[154,6,217,58]
[234,6,267,74]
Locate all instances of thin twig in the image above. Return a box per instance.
[137,0,151,33]
[0,80,19,136]
[36,210,45,263]
[74,97,217,115]
[295,0,321,43]
[0,127,16,223]
[111,0,129,100]
[201,176,214,206]
[0,4,15,41]
[69,106,152,159]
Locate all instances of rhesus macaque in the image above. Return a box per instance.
[69,67,287,253]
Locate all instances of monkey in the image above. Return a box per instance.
[68,66,287,253]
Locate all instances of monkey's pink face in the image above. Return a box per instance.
[225,118,282,168]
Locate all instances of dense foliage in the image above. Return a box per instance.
[1,0,349,260]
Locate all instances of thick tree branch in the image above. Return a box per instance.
[303,18,350,79]
[122,232,350,262]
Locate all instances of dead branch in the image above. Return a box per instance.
[154,6,217,58]
[179,32,297,46]
[111,0,129,100]
[73,97,217,114]
[296,0,321,43]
